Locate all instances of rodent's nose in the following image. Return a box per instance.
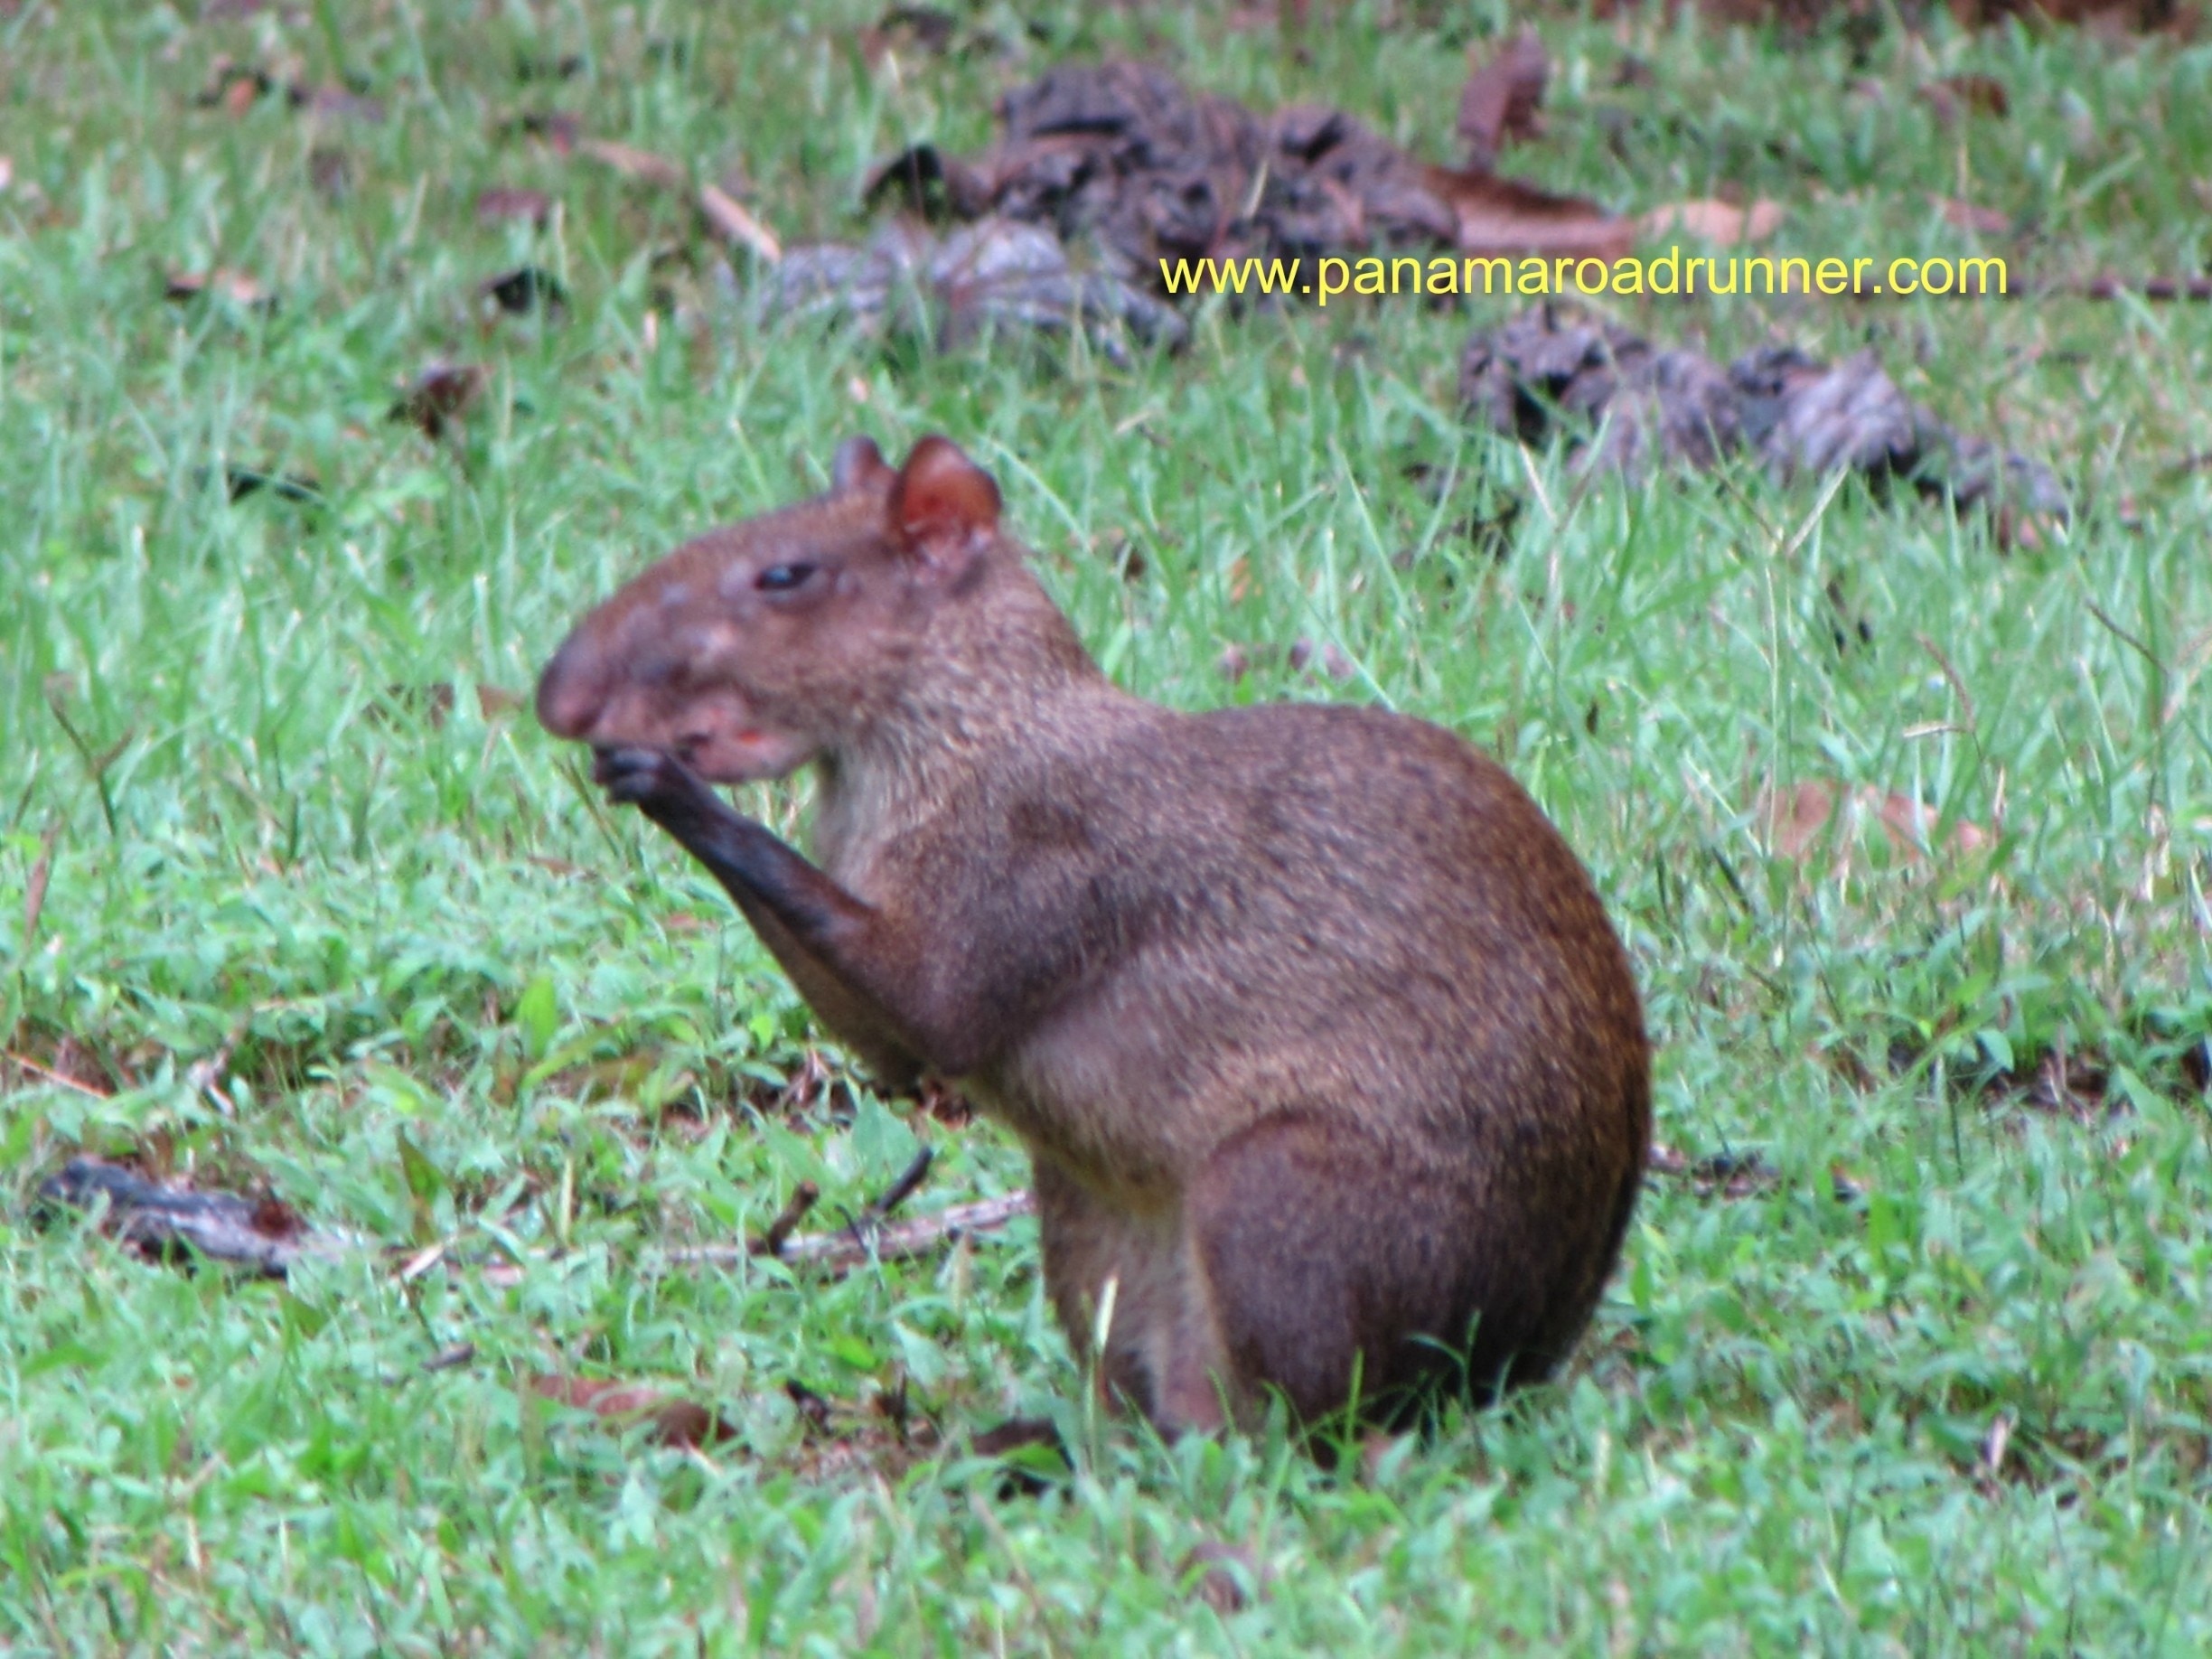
[535,632,608,739]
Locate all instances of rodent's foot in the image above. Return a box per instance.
[593,745,703,809]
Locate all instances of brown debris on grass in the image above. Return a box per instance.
[475,186,552,227]
[480,266,567,317]
[1629,0,2198,31]
[667,1189,1036,1273]
[292,84,386,126]
[866,60,1628,283]
[514,111,584,155]
[1946,0,2198,31]
[164,267,273,311]
[1215,638,1357,684]
[697,181,782,264]
[193,57,386,124]
[784,55,1627,348]
[1757,779,1993,865]
[35,1158,351,1276]
[389,364,490,440]
[763,215,1189,354]
[19,821,60,952]
[1935,196,2013,235]
[576,137,688,190]
[220,465,324,506]
[563,135,784,269]
[1640,197,1785,246]
[373,682,526,730]
[1920,73,2011,122]
[529,1375,739,1449]
[858,5,971,66]
[1459,305,2067,515]
[1457,29,1551,172]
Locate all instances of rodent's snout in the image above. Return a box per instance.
[535,630,608,740]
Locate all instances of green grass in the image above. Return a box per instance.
[4,0,2211,1650]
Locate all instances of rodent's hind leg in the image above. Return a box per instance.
[1031,1159,1233,1435]
[1186,1112,1485,1429]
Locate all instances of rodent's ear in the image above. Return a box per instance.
[887,436,1001,576]
[833,436,894,493]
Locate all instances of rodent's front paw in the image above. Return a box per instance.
[593,745,689,806]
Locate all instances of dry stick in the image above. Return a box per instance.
[757,1181,820,1257]
[864,1145,935,1224]
[1846,276,2212,305]
[2079,276,2212,302]
[4,1050,108,1099]
[820,1144,937,1261]
[2085,600,2164,670]
[667,1190,1037,1272]
[20,821,60,948]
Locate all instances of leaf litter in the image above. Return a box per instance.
[773,43,1629,348]
[1459,304,2068,515]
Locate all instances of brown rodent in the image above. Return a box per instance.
[536,434,1650,1434]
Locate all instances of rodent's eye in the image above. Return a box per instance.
[755,561,817,593]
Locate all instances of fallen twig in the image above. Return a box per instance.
[670,1189,1036,1271]
[4,1051,108,1100]
[2079,275,2212,303]
[863,1145,934,1225]
[36,1158,352,1275]
[20,821,60,949]
[36,1153,1030,1282]
[757,1180,820,1257]
[698,181,781,263]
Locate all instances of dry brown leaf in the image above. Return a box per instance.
[1181,1542,1268,1614]
[697,182,782,262]
[519,111,584,154]
[1935,195,2011,234]
[476,186,552,227]
[1758,779,1990,863]
[1921,74,2010,122]
[578,138,688,190]
[376,681,523,729]
[480,266,566,316]
[1639,197,1785,245]
[294,84,386,125]
[1429,169,1635,261]
[1760,779,1838,860]
[164,268,273,309]
[21,821,58,950]
[1457,28,1549,172]
[859,5,960,66]
[529,1376,737,1449]
[1875,791,1991,856]
[389,365,489,440]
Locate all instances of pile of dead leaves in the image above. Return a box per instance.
[1459,304,2067,515]
[863,46,1626,281]
[767,35,1630,346]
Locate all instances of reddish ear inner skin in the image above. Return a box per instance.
[889,436,1003,552]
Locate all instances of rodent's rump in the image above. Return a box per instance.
[539,434,1650,1434]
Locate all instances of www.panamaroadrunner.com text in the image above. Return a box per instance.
[1158,248,2009,304]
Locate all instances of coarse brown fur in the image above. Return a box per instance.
[538,435,1651,1435]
